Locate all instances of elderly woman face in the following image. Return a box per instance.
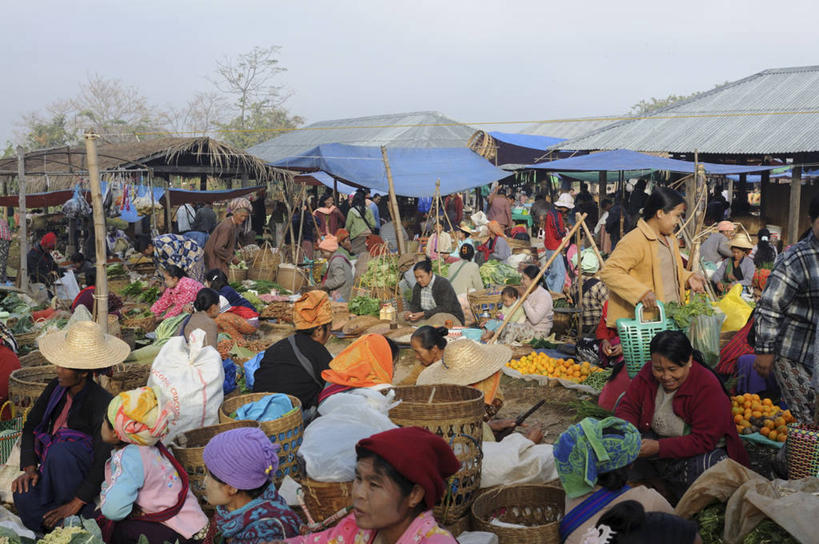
[650,353,692,393]
[731,247,748,261]
[414,268,433,288]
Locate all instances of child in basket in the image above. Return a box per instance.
[203,427,301,543]
[480,286,525,341]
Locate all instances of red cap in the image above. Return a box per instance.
[41,232,57,249]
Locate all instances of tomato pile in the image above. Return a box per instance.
[507,352,604,383]
[731,393,796,442]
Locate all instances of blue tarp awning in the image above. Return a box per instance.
[524,149,780,175]
[488,131,566,151]
[298,171,361,195]
[271,143,510,197]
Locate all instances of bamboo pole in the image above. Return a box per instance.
[575,213,583,341]
[489,213,587,344]
[381,147,405,256]
[16,147,28,291]
[434,181,443,273]
[84,132,109,332]
[295,185,307,263]
[579,219,605,268]
[164,181,172,233]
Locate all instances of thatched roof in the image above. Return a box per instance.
[0,137,291,192]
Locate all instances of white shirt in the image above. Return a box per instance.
[176,204,195,232]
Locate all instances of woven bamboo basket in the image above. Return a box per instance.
[259,301,294,322]
[15,331,38,348]
[9,365,56,416]
[19,350,47,368]
[443,514,471,537]
[386,385,484,523]
[228,268,248,283]
[507,238,532,250]
[471,484,565,544]
[468,286,525,320]
[171,420,260,504]
[786,423,819,479]
[132,262,156,275]
[121,314,157,333]
[300,478,354,525]
[219,393,304,484]
[277,264,307,292]
[106,362,152,396]
[248,242,281,282]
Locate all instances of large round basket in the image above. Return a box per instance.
[106,362,152,396]
[248,243,280,282]
[14,331,39,348]
[785,423,819,480]
[171,421,260,505]
[277,264,306,292]
[386,385,484,524]
[9,365,56,416]
[470,484,565,544]
[219,393,304,484]
[19,350,47,368]
[300,478,353,526]
[228,268,248,283]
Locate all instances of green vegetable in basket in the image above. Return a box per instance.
[479,261,521,286]
[121,281,145,297]
[580,368,613,392]
[348,296,380,316]
[138,287,161,304]
[667,295,714,329]
[11,316,33,335]
[106,263,127,278]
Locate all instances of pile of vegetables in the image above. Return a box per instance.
[361,256,399,288]
[694,502,798,544]
[348,296,380,316]
[479,260,520,286]
[120,281,160,304]
[1,293,33,315]
[666,295,714,329]
[231,260,248,270]
[431,260,449,277]
[106,263,127,278]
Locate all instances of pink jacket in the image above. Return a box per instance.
[285,511,456,544]
[150,276,204,318]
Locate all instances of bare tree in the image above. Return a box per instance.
[213,45,286,128]
[163,91,227,137]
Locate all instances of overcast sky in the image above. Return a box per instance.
[2,0,818,145]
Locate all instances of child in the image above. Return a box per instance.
[480,286,525,341]
[203,427,301,543]
[99,387,209,544]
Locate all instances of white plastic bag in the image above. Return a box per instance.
[55,270,80,301]
[300,390,399,482]
[481,433,557,488]
[457,532,498,544]
[148,329,224,443]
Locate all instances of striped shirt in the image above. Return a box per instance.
[0,219,11,241]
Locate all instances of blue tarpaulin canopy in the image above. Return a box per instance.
[297,170,361,195]
[271,143,510,197]
[524,149,780,175]
[488,131,566,151]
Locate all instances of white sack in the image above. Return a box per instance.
[481,433,557,488]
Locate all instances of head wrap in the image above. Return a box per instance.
[321,334,394,388]
[292,290,333,330]
[106,387,170,446]
[228,197,253,215]
[487,221,506,238]
[203,427,280,490]
[571,248,600,275]
[0,322,18,354]
[356,427,460,509]
[41,232,57,249]
[318,236,339,253]
[554,417,641,499]
[335,229,350,244]
[717,221,735,233]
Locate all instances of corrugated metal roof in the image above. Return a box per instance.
[552,65,819,155]
[247,111,476,163]
[518,115,625,139]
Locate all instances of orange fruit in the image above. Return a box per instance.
[777,425,788,434]
[764,420,775,430]
[760,427,770,436]
[732,407,743,416]
[744,409,752,419]
[775,417,786,428]
[752,411,762,419]
[733,414,744,424]
[762,398,773,406]
[744,401,752,409]
[777,433,787,443]
[752,394,761,401]
[768,431,778,441]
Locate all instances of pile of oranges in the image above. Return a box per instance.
[507,352,603,383]
[731,393,796,442]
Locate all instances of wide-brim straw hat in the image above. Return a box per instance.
[554,193,575,209]
[730,232,754,250]
[417,339,511,386]
[39,320,130,370]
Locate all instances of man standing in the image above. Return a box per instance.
[486,187,512,230]
[754,195,819,423]
[192,203,217,234]
[175,203,195,234]
[204,198,251,274]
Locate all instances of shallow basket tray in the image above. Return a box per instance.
[219,393,304,484]
[171,420,260,505]
[785,423,819,480]
[9,365,56,417]
[386,385,485,524]
[470,484,565,544]
[14,331,38,348]
[300,478,354,526]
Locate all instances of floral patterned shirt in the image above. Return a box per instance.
[284,510,456,544]
[150,276,204,318]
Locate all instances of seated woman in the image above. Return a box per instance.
[447,244,484,324]
[586,500,700,544]
[204,268,259,324]
[615,330,749,503]
[318,334,398,405]
[425,223,452,260]
[99,387,208,544]
[13,321,130,532]
[712,232,755,295]
[176,288,220,349]
[150,265,205,319]
[399,326,448,386]
[284,427,459,544]
[406,257,465,326]
[475,221,511,264]
[490,265,554,344]
[204,427,301,543]
[72,270,124,316]
[554,417,673,544]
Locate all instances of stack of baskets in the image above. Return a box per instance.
[9,366,56,416]
[219,393,304,485]
[785,423,819,479]
[468,286,524,320]
[172,421,260,505]
[387,385,484,525]
[616,302,679,377]
[249,242,281,283]
[471,484,565,544]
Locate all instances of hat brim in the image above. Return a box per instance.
[39,328,130,370]
[417,343,511,386]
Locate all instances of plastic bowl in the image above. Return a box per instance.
[460,328,483,341]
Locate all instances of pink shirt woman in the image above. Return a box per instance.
[150,268,204,319]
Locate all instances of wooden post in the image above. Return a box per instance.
[16,147,28,291]
[788,166,802,245]
[381,146,405,255]
[84,133,109,332]
[333,178,338,206]
[725,176,734,209]
[575,213,583,341]
[164,181,173,233]
[759,170,770,220]
[490,214,587,343]
[434,181,442,272]
[200,174,207,191]
[597,170,607,220]
[686,151,699,241]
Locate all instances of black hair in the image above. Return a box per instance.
[650,330,729,396]
[194,288,220,312]
[164,264,187,279]
[207,468,270,499]
[411,325,448,351]
[597,501,698,544]
[70,252,85,263]
[459,243,475,262]
[601,198,613,209]
[501,286,519,299]
[522,265,540,280]
[580,183,589,192]
[810,193,819,222]
[385,336,399,363]
[205,269,229,291]
[321,192,334,205]
[134,236,153,254]
[356,449,423,516]
[86,269,96,287]
[297,322,331,337]
[642,187,685,221]
[753,228,776,267]
[497,188,506,196]
[413,256,433,274]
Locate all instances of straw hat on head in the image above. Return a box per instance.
[39,320,130,370]
[730,232,754,250]
[417,339,511,387]
[554,193,575,210]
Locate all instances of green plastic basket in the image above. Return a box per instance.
[616,302,679,377]
[0,402,23,465]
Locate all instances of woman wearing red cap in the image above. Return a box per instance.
[283,427,459,544]
[27,232,61,285]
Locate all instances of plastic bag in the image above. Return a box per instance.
[55,270,80,301]
[299,390,398,482]
[457,532,498,544]
[716,284,753,333]
[148,329,224,443]
[481,433,557,488]
[688,310,726,367]
[61,186,92,219]
[222,358,237,395]
[243,352,264,390]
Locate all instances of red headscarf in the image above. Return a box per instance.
[41,232,57,249]
[356,427,460,509]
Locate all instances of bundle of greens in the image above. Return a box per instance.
[666,295,714,329]
[10,316,33,335]
[0,293,31,314]
[120,281,145,298]
[137,286,161,304]
[529,337,559,349]
[581,368,613,392]
[348,296,380,316]
[106,263,127,278]
[361,256,400,288]
[479,261,521,286]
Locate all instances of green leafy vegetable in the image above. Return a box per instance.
[106,263,127,278]
[580,368,612,392]
[529,337,559,349]
[361,256,399,289]
[121,281,145,297]
[569,400,613,422]
[479,260,521,286]
[666,295,714,329]
[348,296,380,316]
[138,287,161,304]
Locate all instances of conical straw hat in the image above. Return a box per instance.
[39,320,130,370]
[417,339,511,386]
